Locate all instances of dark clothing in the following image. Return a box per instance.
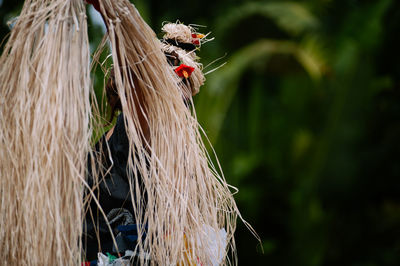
[83,114,145,261]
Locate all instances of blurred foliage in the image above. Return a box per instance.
[2,0,400,265]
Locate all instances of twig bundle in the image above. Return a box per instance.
[90,0,241,264]
[0,0,90,265]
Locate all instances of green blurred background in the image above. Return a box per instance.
[1,0,400,265]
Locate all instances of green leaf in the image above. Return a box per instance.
[216,1,319,37]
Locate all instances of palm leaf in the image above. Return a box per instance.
[196,39,325,144]
[216,2,319,37]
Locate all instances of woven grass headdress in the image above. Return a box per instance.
[161,22,207,96]
[0,0,253,265]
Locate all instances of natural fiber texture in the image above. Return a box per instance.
[161,43,205,95]
[162,23,195,44]
[161,23,205,96]
[0,0,252,264]
[88,0,243,264]
[0,0,90,265]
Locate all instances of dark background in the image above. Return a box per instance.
[2,0,400,265]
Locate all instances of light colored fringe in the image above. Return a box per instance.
[162,23,195,44]
[0,0,90,265]
[89,0,243,265]
[0,0,253,265]
[161,42,205,96]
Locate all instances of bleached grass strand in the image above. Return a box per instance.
[0,0,90,265]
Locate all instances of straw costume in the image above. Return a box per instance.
[83,22,212,264]
[0,0,255,265]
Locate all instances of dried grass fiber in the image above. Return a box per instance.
[89,1,244,264]
[0,0,255,265]
[0,0,90,265]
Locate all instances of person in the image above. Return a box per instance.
[83,70,146,262]
[83,2,208,263]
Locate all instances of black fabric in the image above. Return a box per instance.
[83,113,145,261]
[163,38,197,51]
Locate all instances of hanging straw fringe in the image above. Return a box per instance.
[0,0,90,265]
[1,0,256,264]
[88,0,246,264]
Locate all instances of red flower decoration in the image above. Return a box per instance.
[192,39,200,45]
[191,33,205,46]
[175,64,195,78]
